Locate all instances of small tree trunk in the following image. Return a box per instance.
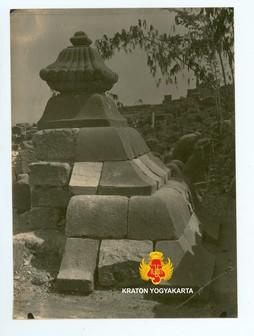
[212,59,224,135]
[227,52,235,85]
[218,49,227,87]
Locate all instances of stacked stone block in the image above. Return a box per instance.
[28,31,215,295]
[30,125,212,293]
[29,151,73,229]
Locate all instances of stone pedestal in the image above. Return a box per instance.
[29,31,215,295]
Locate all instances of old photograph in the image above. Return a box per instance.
[11,8,236,318]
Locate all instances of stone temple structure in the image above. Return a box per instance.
[29,31,215,294]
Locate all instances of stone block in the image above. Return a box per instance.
[98,239,153,287]
[30,207,63,229]
[98,160,157,196]
[56,238,99,294]
[127,196,177,240]
[140,153,170,182]
[15,148,36,174]
[179,235,194,254]
[183,213,202,247]
[37,95,82,127]
[75,127,134,162]
[32,128,78,161]
[66,195,128,238]
[69,162,103,195]
[29,162,71,186]
[72,94,127,127]
[13,174,31,213]
[155,240,185,268]
[154,187,191,237]
[164,179,191,200]
[31,186,72,208]
[38,94,127,129]
[133,158,163,187]
[117,127,149,157]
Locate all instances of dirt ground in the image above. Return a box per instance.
[13,194,237,319]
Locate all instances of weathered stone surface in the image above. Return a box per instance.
[179,235,194,254]
[139,153,170,182]
[38,94,127,129]
[66,195,128,238]
[13,174,31,213]
[40,31,118,93]
[72,94,127,127]
[75,127,149,162]
[128,196,177,240]
[31,186,72,208]
[29,162,71,186]
[164,178,190,200]
[117,127,149,157]
[155,240,185,268]
[154,187,191,237]
[75,127,134,162]
[98,160,157,196]
[133,158,163,187]
[69,162,103,195]
[183,213,202,247]
[15,148,36,174]
[98,239,153,287]
[32,128,78,161]
[30,207,63,229]
[56,238,99,294]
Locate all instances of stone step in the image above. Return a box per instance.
[127,196,178,240]
[98,160,157,196]
[65,182,195,240]
[133,157,163,187]
[56,238,99,294]
[154,187,192,237]
[69,162,103,195]
[139,153,170,183]
[66,195,128,238]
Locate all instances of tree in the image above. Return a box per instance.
[95,8,234,132]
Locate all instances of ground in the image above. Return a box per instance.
[13,193,236,319]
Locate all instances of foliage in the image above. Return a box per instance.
[125,91,234,196]
[97,8,235,196]
[96,8,234,88]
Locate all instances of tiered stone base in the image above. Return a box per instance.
[29,127,215,294]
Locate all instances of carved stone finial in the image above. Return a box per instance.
[39,31,118,93]
[70,31,92,47]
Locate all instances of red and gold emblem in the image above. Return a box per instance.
[139,251,174,285]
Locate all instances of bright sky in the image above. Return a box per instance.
[11,8,195,124]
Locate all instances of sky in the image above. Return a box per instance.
[11,8,195,124]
